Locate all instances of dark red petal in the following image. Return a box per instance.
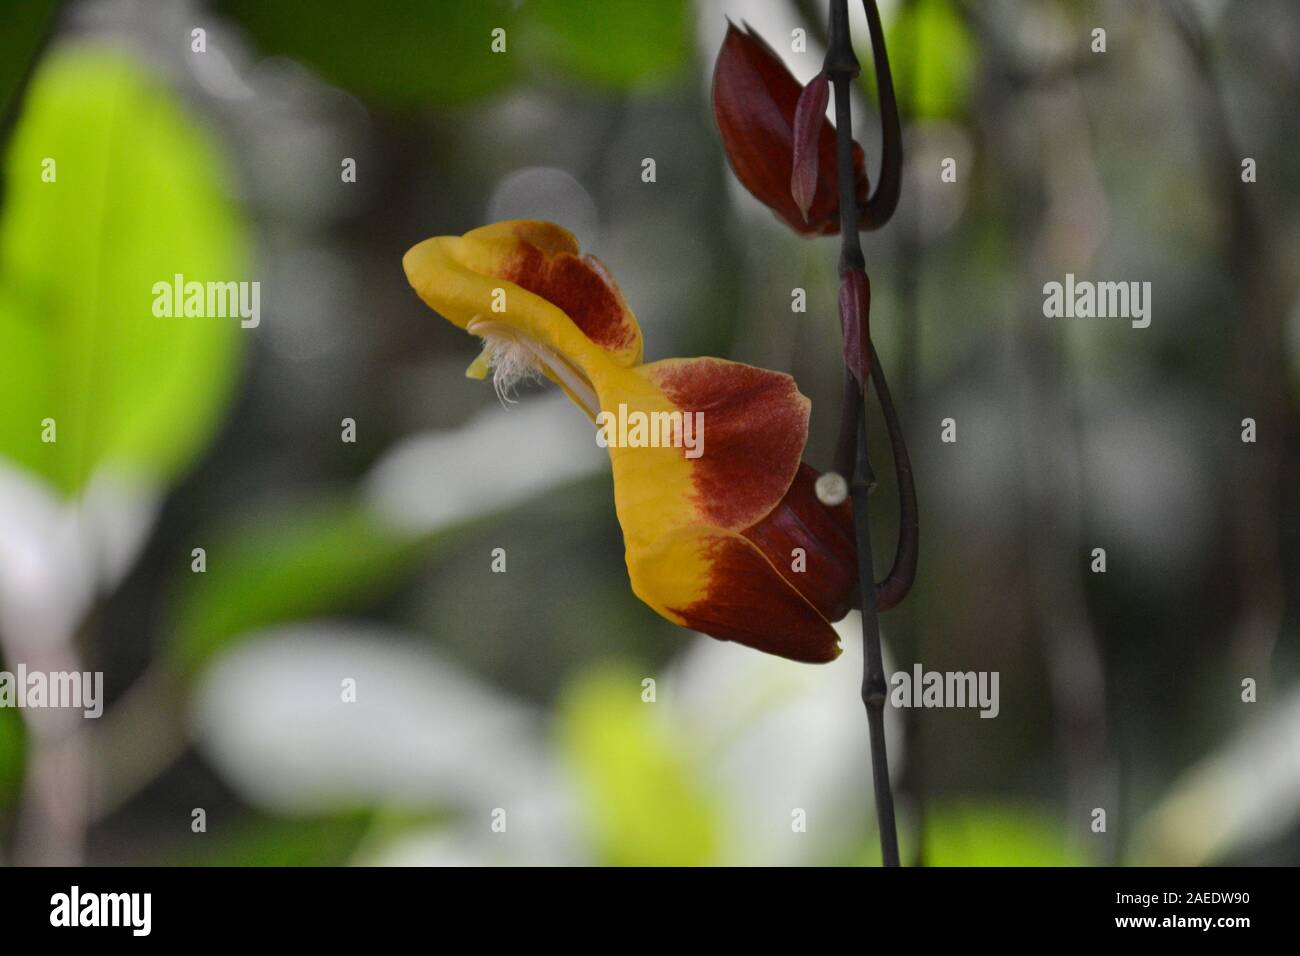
[743,463,857,622]
[838,268,871,386]
[791,72,829,222]
[646,357,809,531]
[669,530,842,663]
[497,241,639,355]
[711,22,869,236]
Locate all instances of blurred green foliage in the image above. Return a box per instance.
[521,0,690,89]
[174,810,374,866]
[558,667,720,866]
[221,0,689,102]
[857,802,1086,866]
[0,706,23,811]
[0,47,248,496]
[861,0,974,119]
[920,803,1087,866]
[221,0,520,104]
[169,498,425,678]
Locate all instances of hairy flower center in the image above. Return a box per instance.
[467,317,599,417]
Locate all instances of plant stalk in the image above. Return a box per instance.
[825,0,901,867]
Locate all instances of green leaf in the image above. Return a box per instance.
[557,666,719,866]
[859,801,1087,866]
[173,810,374,866]
[926,803,1085,865]
[0,46,249,496]
[168,498,425,678]
[522,0,690,90]
[220,0,519,105]
[0,705,24,811]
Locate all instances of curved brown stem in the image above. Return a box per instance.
[869,343,918,610]
[830,349,920,611]
[857,0,902,230]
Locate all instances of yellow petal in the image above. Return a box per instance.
[594,356,810,551]
[465,342,492,380]
[402,220,642,385]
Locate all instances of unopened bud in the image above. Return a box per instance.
[815,470,849,506]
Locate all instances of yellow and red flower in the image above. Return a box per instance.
[404,220,866,663]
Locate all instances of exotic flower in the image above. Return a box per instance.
[712,21,869,235]
[403,220,868,662]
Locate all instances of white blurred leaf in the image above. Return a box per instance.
[363,392,604,535]
[190,620,584,863]
[663,613,901,866]
[1134,687,1300,865]
[0,463,156,651]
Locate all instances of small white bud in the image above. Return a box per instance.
[814,471,849,506]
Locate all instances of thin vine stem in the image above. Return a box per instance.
[858,0,902,230]
[824,0,903,867]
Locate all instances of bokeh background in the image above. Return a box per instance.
[0,0,1297,866]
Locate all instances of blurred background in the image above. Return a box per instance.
[0,0,1297,866]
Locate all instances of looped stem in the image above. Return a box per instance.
[857,0,902,230]
[869,344,918,609]
[830,350,919,611]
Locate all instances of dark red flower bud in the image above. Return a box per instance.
[791,71,829,222]
[838,267,871,385]
[712,21,869,236]
[743,463,857,625]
